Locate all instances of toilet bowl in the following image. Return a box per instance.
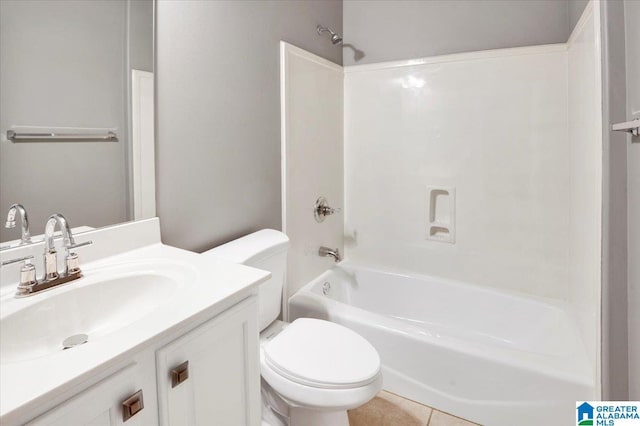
[203,230,382,426]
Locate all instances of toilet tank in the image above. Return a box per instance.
[202,229,289,331]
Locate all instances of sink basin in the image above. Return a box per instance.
[0,262,194,364]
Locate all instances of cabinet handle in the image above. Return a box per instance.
[122,389,144,422]
[171,361,189,388]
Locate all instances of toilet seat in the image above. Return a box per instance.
[263,318,380,389]
[260,318,382,410]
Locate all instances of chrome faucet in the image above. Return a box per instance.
[319,246,342,263]
[1,213,92,297]
[43,213,76,280]
[5,203,31,244]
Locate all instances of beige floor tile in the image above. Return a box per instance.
[348,390,432,426]
[428,410,479,426]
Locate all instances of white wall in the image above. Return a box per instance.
[625,0,640,400]
[566,1,602,390]
[344,46,571,300]
[281,43,344,307]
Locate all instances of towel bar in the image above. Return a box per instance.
[6,130,117,142]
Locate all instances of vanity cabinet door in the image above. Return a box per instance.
[27,364,154,426]
[156,297,260,426]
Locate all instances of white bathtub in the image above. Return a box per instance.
[289,262,595,426]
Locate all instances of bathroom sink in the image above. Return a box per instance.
[0,265,190,364]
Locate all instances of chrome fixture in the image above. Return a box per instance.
[5,203,31,244]
[611,119,639,137]
[317,25,343,45]
[43,213,76,280]
[43,213,93,280]
[1,255,37,294]
[62,333,89,350]
[6,129,117,142]
[314,197,341,223]
[1,213,93,297]
[319,246,342,263]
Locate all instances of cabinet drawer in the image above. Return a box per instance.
[27,364,152,426]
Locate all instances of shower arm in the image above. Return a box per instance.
[316,25,342,45]
[317,26,334,36]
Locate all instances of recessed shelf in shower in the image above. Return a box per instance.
[426,186,455,243]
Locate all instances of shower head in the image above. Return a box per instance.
[317,25,343,45]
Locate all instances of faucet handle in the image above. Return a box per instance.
[67,240,93,251]
[65,240,92,275]
[1,254,34,266]
[314,197,342,222]
[1,255,37,296]
[321,206,341,215]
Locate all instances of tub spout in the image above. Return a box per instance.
[319,246,342,262]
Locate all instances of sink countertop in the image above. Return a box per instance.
[0,239,270,422]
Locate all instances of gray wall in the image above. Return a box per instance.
[600,0,629,401]
[0,0,128,240]
[625,0,640,401]
[569,0,590,30]
[600,0,640,400]
[156,0,342,252]
[343,0,582,65]
[129,0,154,73]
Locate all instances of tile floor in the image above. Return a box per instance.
[348,390,480,426]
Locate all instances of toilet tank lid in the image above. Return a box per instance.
[201,229,289,264]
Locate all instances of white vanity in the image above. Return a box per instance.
[0,218,269,425]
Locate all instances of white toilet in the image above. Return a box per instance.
[203,229,382,426]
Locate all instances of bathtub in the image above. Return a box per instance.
[288,262,595,426]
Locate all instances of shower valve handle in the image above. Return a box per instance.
[320,205,341,216]
[314,197,341,222]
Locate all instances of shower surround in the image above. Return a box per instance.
[282,1,603,424]
[343,1,602,390]
[345,44,571,299]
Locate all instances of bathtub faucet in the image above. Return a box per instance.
[319,246,342,263]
